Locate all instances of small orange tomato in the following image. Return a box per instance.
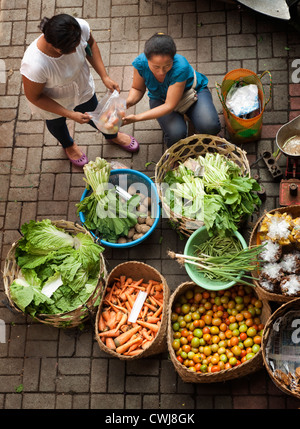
[194,363,201,372]
[231,336,239,346]
[225,330,233,339]
[220,323,227,332]
[224,362,232,370]
[241,356,247,363]
[177,355,183,364]
[253,335,262,345]
[239,332,247,341]
[211,365,220,373]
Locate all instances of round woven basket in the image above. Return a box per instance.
[95,261,170,360]
[249,205,300,303]
[3,220,107,329]
[167,281,271,383]
[262,298,300,399]
[155,134,250,238]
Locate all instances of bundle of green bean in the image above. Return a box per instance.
[169,235,264,286]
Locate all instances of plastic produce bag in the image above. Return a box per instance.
[226,83,259,118]
[88,90,126,135]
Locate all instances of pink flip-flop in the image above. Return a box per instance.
[112,136,140,153]
[65,150,88,167]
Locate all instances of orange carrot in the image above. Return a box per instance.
[106,337,116,350]
[125,349,143,356]
[148,296,159,307]
[114,313,127,332]
[98,314,106,332]
[151,296,163,306]
[99,329,121,338]
[125,291,136,308]
[153,305,163,318]
[146,316,160,324]
[116,336,142,354]
[125,301,132,313]
[141,341,152,350]
[146,280,153,295]
[114,325,141,347]
[141,329,152,341]
[120,275,126,286]
[136,320,159,332]
[144,301,157,312]
[106,312,117,330]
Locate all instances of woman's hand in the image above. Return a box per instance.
[122,114,138,125]
[102,75,120,92]
[69,111,92,124]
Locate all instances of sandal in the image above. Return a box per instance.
[65,150,88,167]
[110,135,140,153]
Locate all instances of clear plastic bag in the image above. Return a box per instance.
[87,90,126,134]
[226,83,260,118]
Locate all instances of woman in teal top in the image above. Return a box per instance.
[123,33,221,147]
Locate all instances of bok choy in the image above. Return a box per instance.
[163,152,261,236]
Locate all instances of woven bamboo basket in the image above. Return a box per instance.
[167,281,271,383]
[3,220,107,329]
[249,205,300,303]
[95,261,170,360]
[155,134,250,238]
[262,298,300,399]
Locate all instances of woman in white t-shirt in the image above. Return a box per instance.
[20,14,139,167]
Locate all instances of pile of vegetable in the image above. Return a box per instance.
[171,284,264,373]
[9,219,104,317]
[98,275,164,356]
[257,211,300,296]
[169,234,264,286]
[163,153,261,236]
[76,158,155,244]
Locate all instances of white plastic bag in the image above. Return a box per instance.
[87,90,126,134]
[226,83,259,117]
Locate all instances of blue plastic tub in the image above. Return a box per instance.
[79,169,161,248]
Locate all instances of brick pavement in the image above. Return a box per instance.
[1,0,300,411]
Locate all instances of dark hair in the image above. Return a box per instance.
[38,14,81,54]
[144,33,176,60]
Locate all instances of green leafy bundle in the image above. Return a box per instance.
[76,157,140,242]
[10,219,104,317]
[163,153,261,236]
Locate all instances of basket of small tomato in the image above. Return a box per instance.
[167,282,271,383]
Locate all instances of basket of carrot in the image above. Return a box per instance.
[95,261,170,360]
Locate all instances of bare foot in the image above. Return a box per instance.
[109,132,131,146]
[65,143,83,160]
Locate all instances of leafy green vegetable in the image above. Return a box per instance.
[163,153,261,236]
[10,220,104,317]
[17,219,75,255]
[76,157,140,242]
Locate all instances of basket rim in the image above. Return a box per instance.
[3,219,107,323]
[262,298,300,399]
[154,134,251,234]
[249,205,300,302]
[167,281,271,382]
[95,260,169,360]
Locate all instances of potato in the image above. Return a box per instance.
[133,233,144,241]
[137,204,148,214]
[127,227,135,238]
[137,216,146,224]
[135,224,151,234]
[145,217,155,227]
[127,185,136,195]
[117,237,127,244]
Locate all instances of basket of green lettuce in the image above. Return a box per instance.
[3,219,107,328]
[155,134,261,238]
